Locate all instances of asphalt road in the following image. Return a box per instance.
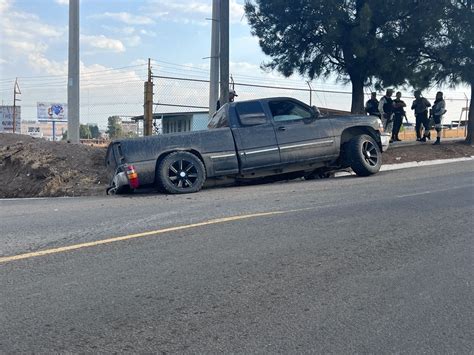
[1,161,473,353]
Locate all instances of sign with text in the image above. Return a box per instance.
[0,106,21,133]
[37,102,68,122]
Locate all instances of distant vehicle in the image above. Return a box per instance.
[105,97,390,194]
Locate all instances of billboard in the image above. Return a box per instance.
[37,102,68,122]
[0,106,21,133]
[21,121,43,138]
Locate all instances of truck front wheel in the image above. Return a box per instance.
[346,134,382,176]
[156,151,206,194]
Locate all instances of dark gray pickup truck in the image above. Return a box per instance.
[106,97,390,194]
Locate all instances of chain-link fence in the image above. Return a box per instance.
[152,74,354,114]
[0,64,148,139]
[0,58,469,139]
[151,72,470,128]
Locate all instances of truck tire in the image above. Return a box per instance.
[156,151,206,194]
[346,134,382,176]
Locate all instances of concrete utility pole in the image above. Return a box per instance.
[209,0,220,117]
[144,58,154,136]
[67,0,80,143]
[219,0,230,108]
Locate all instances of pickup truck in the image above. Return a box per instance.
[105,97,390,194]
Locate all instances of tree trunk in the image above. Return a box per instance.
[465,84,473,145]
[350,77,365,114]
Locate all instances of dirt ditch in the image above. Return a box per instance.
[1,133,472,198]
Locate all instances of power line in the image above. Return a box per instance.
[0,64,147,81]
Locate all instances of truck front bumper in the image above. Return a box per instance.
[380,133,390,152]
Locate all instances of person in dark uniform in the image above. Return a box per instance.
[411,90,431,142]
[365,92,380,118]
[392,91,407,141]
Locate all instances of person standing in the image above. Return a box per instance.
[392,92,407,141]
[365,92,381,118]
[378,89,394,136]
[431,91,446,145]
[411,90,431,142]
[216,89,238,111]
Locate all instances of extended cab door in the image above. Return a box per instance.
[267,99,337,164]
[231,101,281,171]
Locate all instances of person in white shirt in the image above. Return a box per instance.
[378,89,394,137]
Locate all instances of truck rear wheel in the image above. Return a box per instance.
[156,151,206,194]
[346,134,382,176]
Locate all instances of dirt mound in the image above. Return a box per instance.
[0,133,472,198]
[0,133,108,198]
[383,140,474,164]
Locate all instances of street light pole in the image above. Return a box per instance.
[67,0,80,143]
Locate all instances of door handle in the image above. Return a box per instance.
[277,126,286,131]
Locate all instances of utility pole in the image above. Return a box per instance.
[67,0,80,143]
[144,58,154,136]
[12,78,21,134]
[209,0,220,117]
[219,0,230,107]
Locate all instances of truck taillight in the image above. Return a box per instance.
[126,165,140,189]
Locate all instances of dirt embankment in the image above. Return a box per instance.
[0,134,108,198]
[383,140,474,164]
[0,133,473,198]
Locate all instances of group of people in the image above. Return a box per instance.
[365,89,447,145]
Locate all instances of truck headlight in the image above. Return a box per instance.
[377,119,384,132]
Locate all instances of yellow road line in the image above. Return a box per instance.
[0,210,296,264]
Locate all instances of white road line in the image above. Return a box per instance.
[396,184,474,198]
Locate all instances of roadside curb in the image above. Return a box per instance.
[335,156,474,177]
[388,138,465,149]
[381,156,474,171]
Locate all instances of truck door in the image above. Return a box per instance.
[268,99,336,164]
[231,101,281,172]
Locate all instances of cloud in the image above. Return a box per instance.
[0,3,67,75]
[125,35,141,47]
[145,0,245,25]
[90,12,155,25]
[139,29,157,37]
[101,25,157,40]
[27,53,68,76]
[2,12,64,41]
[55,0,68,5]
[0,0,12,14]
[81,34,126,52]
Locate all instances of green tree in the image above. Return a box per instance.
[411,0,473,144]
[106,116,123,139]
[88,124,100,139]
[79,124,91,139]
[244,0,439,113]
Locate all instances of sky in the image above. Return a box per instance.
[0,0,470,129]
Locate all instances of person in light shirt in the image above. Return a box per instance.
[431,91,447,145]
